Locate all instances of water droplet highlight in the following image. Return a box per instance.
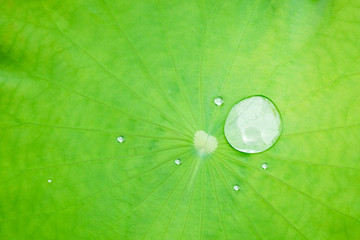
[214,97,224,106]
[224,95,282,153]
[261,163,269,170]
[233,185,240,191]
[117,136,125,143]
[174,159,182,165]
[48,179,52,183]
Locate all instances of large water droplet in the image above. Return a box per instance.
[174,158,182,165]
[233,185,240,191]
[224,96,282,153]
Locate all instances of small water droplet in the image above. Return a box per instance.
[48,179,52,183]
[214,97,224,106]
[117,136,125,143]
[174,158,182,165]
[233,184,240,191]
[261,163,269,169]
[224,95,282,153]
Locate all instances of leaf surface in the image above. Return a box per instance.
[0,0,360,239]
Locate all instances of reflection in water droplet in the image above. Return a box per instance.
[261,163,269,170]
[117,136,125,143]
[214,97,224,106]
[224,96,282,153]
[233,185,240,191]
[174,159,182,165]
[48,179,52,183]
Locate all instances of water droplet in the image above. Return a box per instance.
[224,96,282,153]
[174,158,182,165]
[262,163,269,169]
[233,185,240,191]
[117,136,125,143]
[48,179,52,183]
[214,97,224,106]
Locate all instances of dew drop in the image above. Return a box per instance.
[233,185,240,191]
[174,158,182,165]
[224,96,282,153]
[117,136,125,143]
[261,163,269,170]
[48,179,52,183]
[214,97,224,106]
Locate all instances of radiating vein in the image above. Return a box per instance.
[141,159,194,240]
[212,158,263,240]
[155,0,200,130]
[207,0,260,131]
[4,145,192,173]
[107,162,181,231]
[3,56,191,138]
[282,123,360,138]
[100,0,197,134]
[199,162,206,240]
[179,159,201,240]
[214,155,308,240]
[161,155,198,240]
[218,152,360,225]
[209,162,228,240]
[281,50,360,113]
[5,150,193,225]
[260,154,360,171]
[37,1,195,136]
[22,121,192,142]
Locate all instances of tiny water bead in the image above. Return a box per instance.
[117,136,125,143]
[214,97,224,106]
[261,163,269,170]
[194,130,218,155]
[233,185,240,191]
[174,159,182,165]
[224,96,282,153]
[48,179,52,183]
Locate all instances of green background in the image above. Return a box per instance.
[1,0,359,239]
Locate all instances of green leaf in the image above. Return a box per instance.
[1,0,359,239]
